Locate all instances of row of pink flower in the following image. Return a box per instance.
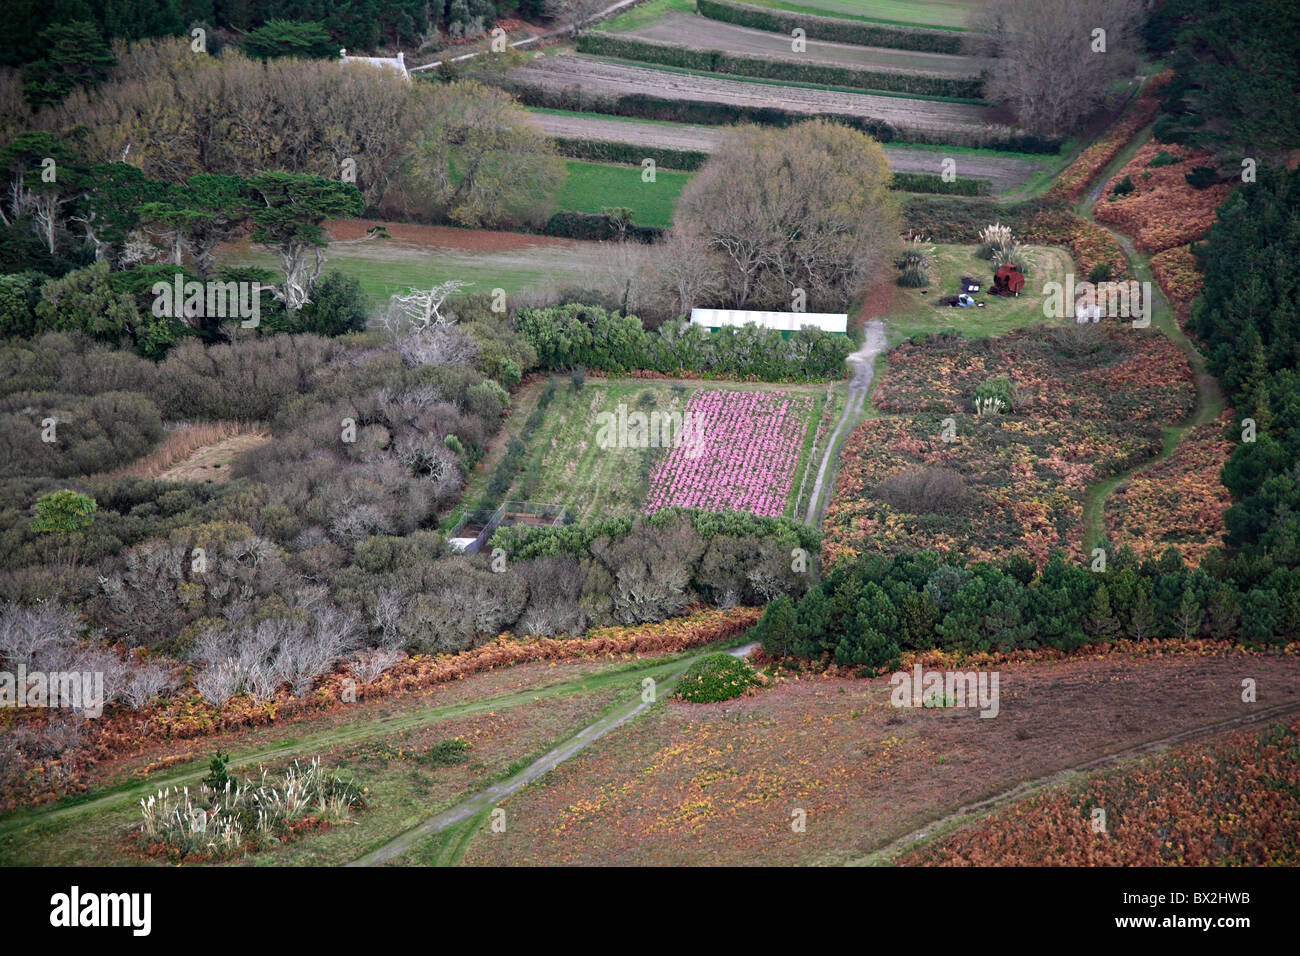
[643,389,813,518]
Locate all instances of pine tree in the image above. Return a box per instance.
[1176,586,1204,639]
[1128,582,1157,641]
[1085,583,1120,641]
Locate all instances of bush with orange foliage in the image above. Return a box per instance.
[901,714,1300,866]
[1150,244,1203,332]
[1095,141,1232,254]
[1105,412,1235,566]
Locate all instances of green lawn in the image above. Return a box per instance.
[557,159,693,229]
[740,0,977,30]
[217,232,617,311]
[883,243,1073,346]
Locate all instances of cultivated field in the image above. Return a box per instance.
[509,55,1008,136]
[455,649,1300,866]
[527,110,1047,192]
[556,159,691,227]
[474,379,826,522]
[613,11,990,76]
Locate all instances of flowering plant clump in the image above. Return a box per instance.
[137,757,364,863]
[644,389,813,518]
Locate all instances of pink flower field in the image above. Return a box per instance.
[643,389,814,518]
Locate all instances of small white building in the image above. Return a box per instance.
[339,48,410,81]
[689,308,848,336]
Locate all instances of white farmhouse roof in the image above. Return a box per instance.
[339,48,410,80]
[690,308,848,334]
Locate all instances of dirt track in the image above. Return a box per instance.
[623,12,989,77]
[528,111,1043,191]
[512,55,1007,135]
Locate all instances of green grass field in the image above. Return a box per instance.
[883,243,1073,346]
[557,159,692,228]
[217,232,617,311]
[740,0,977,30]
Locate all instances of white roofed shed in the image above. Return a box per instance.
[689,308,848,335]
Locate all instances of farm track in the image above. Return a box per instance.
[528,111,1042,191]
[850,698,1300,866]
[511,56,1006,134]
[348,644,750,865]
[804,319,886,526]
[619,12,990,76]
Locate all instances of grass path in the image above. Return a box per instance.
[0,650,711,845]
[1074,129,1226,553]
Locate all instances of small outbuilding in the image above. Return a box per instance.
[689,308,848,336]
[960,276,981,294]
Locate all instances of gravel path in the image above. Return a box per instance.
[804,318,886,526]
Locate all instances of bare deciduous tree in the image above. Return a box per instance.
[544,0,610,37]
[673,120,898,312]
[970,0,1144,137]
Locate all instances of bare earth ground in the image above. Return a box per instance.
[622,12,990,77]
[527,111,1043,192]
[458,649,1300,866]
[511,55,1008,135]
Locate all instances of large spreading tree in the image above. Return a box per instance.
[671,119,898,313]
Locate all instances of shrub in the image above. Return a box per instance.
[1111,175,1135,197]
[974,374,1020,412]
[674,652,760,703]
[873,466,966,514]
[291,271,370,336]
[1147,150,1182,168]
[423,738,472,766]
[1089,262,1115,283]
[1184,166,1220,189]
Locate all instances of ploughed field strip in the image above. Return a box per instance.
[617,12,991,77]
[510,56,1007,135]
[527,111,1042,191]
